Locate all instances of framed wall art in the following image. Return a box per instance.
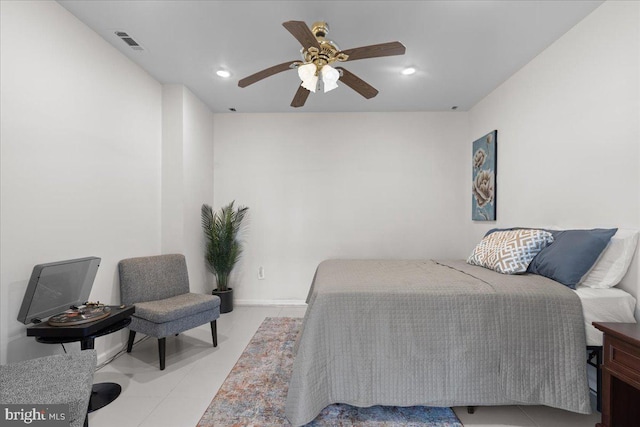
[472,130,497,221]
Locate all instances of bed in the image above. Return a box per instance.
[284,228,639,426]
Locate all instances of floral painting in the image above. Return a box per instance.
[472,130,497,221]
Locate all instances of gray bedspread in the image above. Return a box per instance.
[285,259,590,426]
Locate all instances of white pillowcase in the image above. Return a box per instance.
[580,229,639,288]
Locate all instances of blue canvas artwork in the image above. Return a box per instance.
[472,130,497,221]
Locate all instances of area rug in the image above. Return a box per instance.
[197,317,463,426]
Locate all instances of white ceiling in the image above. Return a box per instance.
[57,0,603,113]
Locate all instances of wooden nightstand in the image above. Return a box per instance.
[593,322,640,427]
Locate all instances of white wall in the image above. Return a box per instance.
[181,89,215,293]
[161,85,215,293]
[161,85,185,255]
[213,112,469,303]
[0,1,162,363]
[468,1,640,310]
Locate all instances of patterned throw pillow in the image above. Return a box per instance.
[467,229,555,274]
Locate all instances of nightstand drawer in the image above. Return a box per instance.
[606,336,640,384]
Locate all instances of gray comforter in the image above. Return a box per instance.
[285,259,590,426]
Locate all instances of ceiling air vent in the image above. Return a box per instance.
[115,31,144,51]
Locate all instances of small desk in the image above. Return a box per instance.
[593,322,640,427]
[27,305,135,412]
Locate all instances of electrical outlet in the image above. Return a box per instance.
[258,266,265,280]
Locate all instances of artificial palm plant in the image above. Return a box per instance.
[201,201,249,292]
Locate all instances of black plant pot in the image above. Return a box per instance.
[212,287,233,313]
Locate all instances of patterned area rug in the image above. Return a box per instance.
[197,317,463,426]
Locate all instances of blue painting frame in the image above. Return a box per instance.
[472,130,497,221]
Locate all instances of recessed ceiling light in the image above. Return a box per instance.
[401,67,416,76]
[216,70,231,78]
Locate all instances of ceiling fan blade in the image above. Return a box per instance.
[335,67,379,99]
[282,21,321,50]
[238,60,299,88]
[340,41,406,61]
[291,85,310,108]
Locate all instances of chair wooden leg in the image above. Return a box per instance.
[158,338,166,370]
[127,331,136,353]
[210,320,218,347]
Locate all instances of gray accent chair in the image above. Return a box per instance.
[118,254,220,370]
[0,350,96,427]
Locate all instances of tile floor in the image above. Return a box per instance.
[88,305,601,427]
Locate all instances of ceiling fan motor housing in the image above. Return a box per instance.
[303,22,348,70]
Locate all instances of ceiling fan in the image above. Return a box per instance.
[238,21,406,108]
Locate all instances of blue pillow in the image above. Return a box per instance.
[527,228,617,288]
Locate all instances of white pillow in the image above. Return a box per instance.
[580,229,639,288]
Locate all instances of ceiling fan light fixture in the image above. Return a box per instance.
[298,63,318,92]
[216,69,231,78]
[321,64,340,93]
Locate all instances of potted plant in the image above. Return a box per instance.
[201,201,249,313]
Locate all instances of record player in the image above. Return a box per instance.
[47,302,111,326]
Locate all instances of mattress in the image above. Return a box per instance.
[575,285,637,346]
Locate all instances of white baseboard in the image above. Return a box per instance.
[96,343,125,366]
[235,299,307,307]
